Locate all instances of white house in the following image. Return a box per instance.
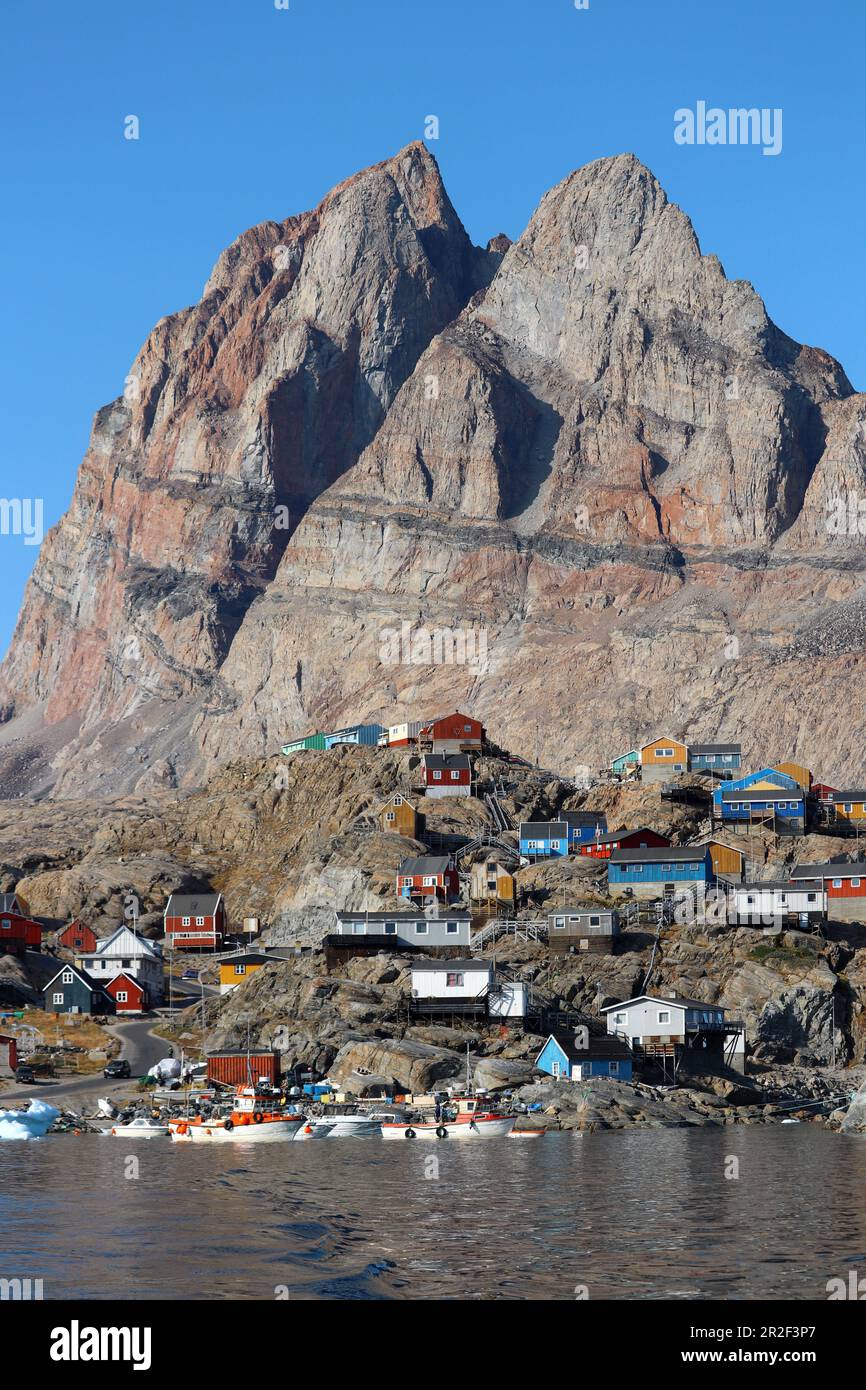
[409,959,525,1018]
[730,879,826,926]
[79,925,164,1003]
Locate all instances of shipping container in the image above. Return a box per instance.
[206,1051,279,1086]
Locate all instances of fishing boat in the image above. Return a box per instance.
[110,1116,170,1138]
[307,1109,382,1138]
[381,1095,515,1140]
[169,1085,304,1143]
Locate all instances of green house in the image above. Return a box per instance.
[280,732,326,755]
[611,748,639,774]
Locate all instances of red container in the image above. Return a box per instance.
[206,1051,279,1086]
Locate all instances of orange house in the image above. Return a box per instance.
[640,736,688,784]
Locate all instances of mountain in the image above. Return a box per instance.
[2,143,866,796]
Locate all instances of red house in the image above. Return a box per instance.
[577,827,672,860]
[163,892,226,950]
[420,752,472,799]
[0,911,42,956]
[396,855,460,905]
[0,1033,19,1077]
[421,711,485,753]
[104,972,148,1015]
[56,920,98,954]
[811,783,839,803]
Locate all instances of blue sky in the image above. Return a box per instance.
[1,0,863,654]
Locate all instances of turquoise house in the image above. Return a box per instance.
[611,749,639,774]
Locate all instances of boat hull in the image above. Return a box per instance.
[381,1116,515,1140]
[171,1119,302,1143]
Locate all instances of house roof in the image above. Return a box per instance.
[690,743,741,756]
[164,892,223,916]
[538,1033,632,1064]
[547,906,616,918]
[600,994,723,1014]
[639,735,686,752]
[561,810,606,825]
[217,951,273,966]
[519,821,568,836]
[94,925,160,957]
[335,910,470,923]
[422,753,471,772]
[791,860,866,880]
[410,958,490,972]
[0,893,23,913]
[104,972,145,993]
[609,846,707,864]
[826,790,866,802]
[397,855,453,876]
[43,962,100,993]
[588,826,662,847]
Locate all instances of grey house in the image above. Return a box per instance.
[43,963,106,1015]
[326,910,472,968]
[547,907,620,955]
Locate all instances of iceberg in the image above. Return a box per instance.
[0,1099,60,1140]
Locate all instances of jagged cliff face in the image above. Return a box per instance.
[2,145,866,795]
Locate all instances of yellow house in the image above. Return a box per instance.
[640,736,689,784]
[218,951,273,995]
[826,790,866,827]
[701,839,746,881]
[378,793,420,838]
[772,762,812,790]
[469,857,515,906]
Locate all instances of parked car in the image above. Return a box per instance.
[103,1059,131,1079]
[14,1064,35,1083]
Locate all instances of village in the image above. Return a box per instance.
[2,709,866,1139]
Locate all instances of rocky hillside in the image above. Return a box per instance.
[1,144,865,796]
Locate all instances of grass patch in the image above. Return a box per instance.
[749,944,816,966]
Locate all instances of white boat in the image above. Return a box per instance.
[308,1111,382,1138]
[293,1119,335,1140]
[110,1116,170,1138]
[169,1086,304,1143]
[381,1096,515,1140]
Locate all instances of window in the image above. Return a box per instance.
[384,922,396,935]
[807,894,817,904]
[853,879,862,888]
[432,771,442,780]
[613,1012,627,1027]
[353,923,365,934]
[705,755,716,764]
[393,796,402,806]
[422,876,435,887]
[553,916,565,930]
[589,915,600,927]
[657,1010,671,1024]
[450,771,460,781]
[414,923,428,935]
[53,992,64,1005]
[446,922,459,935]
[195,916,205,926]
[833,879,843,889]
[844,804,853,813]
[235,965,246,975]
[62,972,73,984]
[385,812,395,823]
[778,894,787,904]
[116,991,128,1003]
[657,748,673,758]
[0,920,9,931]
[182,916,190,926]
[608,1061,620,1075]
[446,973,464,987]
[464,725,471,733]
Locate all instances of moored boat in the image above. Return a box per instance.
[111,1116,170,1139]
[381,1095,515,1140]
[169,1085,304,1143]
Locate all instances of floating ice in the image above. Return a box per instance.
[0,1099,60,1140]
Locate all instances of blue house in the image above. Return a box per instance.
[519,820,568,860]
[689,743,742,777]
[711,768,805,834]
[535,1033,633,1082]
[562,810,607,847]
[322,723,385,749]
[608,845,712,898]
